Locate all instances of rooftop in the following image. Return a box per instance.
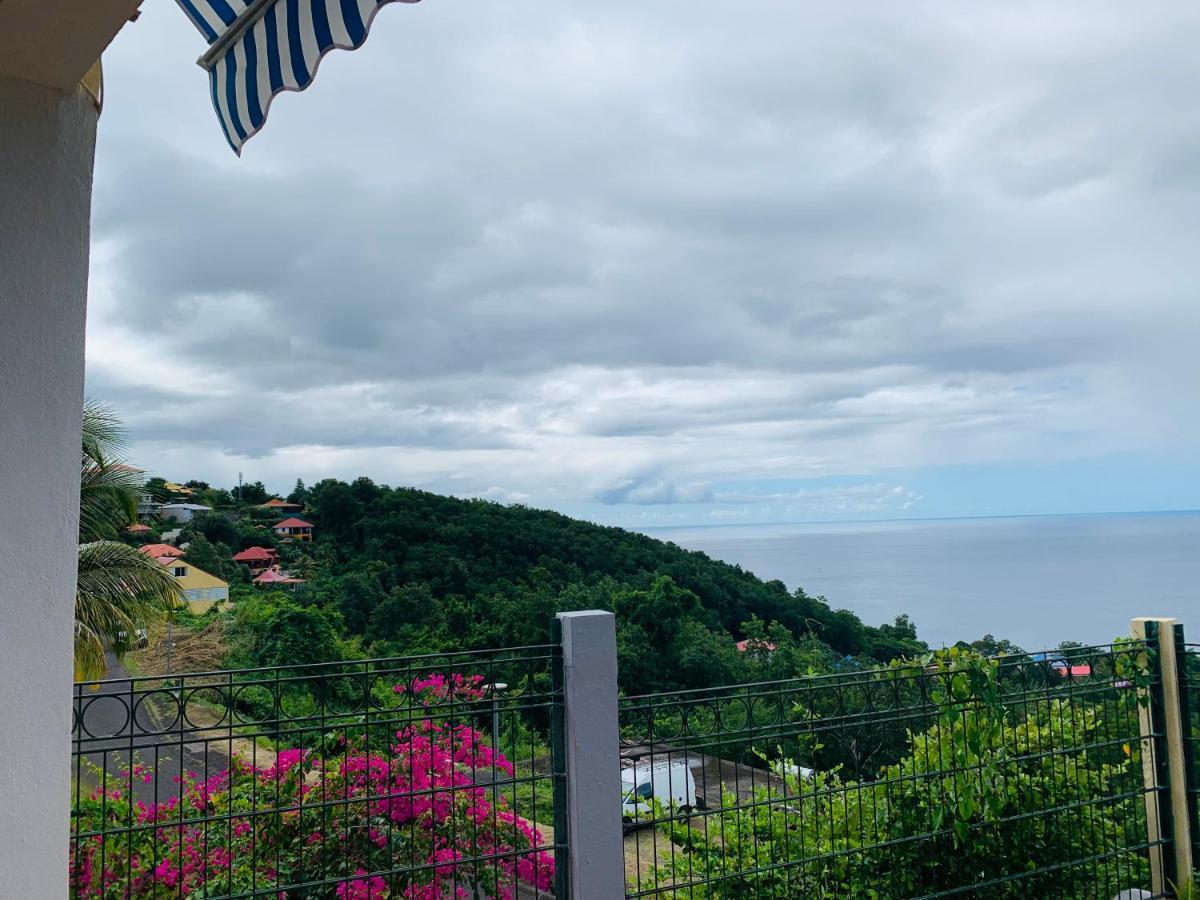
[233,546,277,562]
[138,543,184,558]
[274,517,313,528]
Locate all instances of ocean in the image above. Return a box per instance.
[645,511,1199,651]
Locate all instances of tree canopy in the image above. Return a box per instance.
[219,480,928,693]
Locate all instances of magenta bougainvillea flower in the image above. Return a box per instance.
[70,674,553,899]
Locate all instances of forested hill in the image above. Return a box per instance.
[273,479,926,687]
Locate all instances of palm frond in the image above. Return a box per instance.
[81,398,127,465]
[79,455,142,541]
[79,400,141,542]
[75,541,183,679]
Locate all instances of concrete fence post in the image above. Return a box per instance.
[557,610,624,899]
[1131,617,1193,894]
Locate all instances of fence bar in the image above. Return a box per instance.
[1132,616,1194,893]
[557,610,624,900]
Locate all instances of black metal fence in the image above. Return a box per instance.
[71,645,565,898]
[72,625,1200,899]
[618,642,1164,899]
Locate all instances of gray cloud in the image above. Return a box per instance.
[86,0,1200,512]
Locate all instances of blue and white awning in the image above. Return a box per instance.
[175,0,419,154]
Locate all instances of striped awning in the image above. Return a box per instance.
[175,0,420,154]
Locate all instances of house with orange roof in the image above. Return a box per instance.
[273,517,314,542]
[138,543,184,559]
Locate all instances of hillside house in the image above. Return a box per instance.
[253,567,305,589]
[273,517,314,541]
[257,498,303,514]
[160,502,212,524]
[158,557,229,614]
[138,543,184,559]
[232,545,279,573]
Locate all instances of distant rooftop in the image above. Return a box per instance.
[233,546,277,562]
[254,568,304,585]
[138,543,184,558]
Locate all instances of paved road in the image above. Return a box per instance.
[73,653,232,805]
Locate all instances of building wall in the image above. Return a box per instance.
[0,75,98,898]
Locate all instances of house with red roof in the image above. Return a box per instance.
[273,517,314,542]
[231,545,279,573]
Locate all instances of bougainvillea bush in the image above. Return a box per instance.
[70,673,554,898]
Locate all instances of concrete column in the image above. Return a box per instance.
[557,610,624,899]
[0,75,98,898]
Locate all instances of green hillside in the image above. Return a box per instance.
[169,477,926,692]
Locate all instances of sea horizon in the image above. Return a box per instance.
[636,506,1200,535]
[640,509,1200,652]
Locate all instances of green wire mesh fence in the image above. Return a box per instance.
[619,642,1164,899]
[71,645,565,899]
[1181,638,1200,876]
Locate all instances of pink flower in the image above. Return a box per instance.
[153,859,179,889]
[336,869,388,899]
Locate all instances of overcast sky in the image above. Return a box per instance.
[88,1,1200,527]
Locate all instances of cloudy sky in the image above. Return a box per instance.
[88,1,1200,527]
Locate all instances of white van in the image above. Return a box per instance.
[620,760,697,824]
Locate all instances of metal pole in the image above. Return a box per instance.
[489,682,507,811]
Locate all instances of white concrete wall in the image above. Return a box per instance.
[0,75,98,897]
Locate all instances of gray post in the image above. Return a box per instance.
[557,610,624,899]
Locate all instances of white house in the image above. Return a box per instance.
[159,502,213,524]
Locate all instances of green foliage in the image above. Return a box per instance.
[241,481,926,694]
[287,478,309,505]
[646,648,1151,899]
[227,594,344,670]
[181,533,243,583]
[184,510,240,547]
[231,480,269,505]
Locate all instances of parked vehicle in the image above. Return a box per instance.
[621,760,697,825]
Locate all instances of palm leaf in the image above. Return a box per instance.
[78,399,142,542]
[75,541,183,680]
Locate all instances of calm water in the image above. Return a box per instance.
[647,512,1199,650]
